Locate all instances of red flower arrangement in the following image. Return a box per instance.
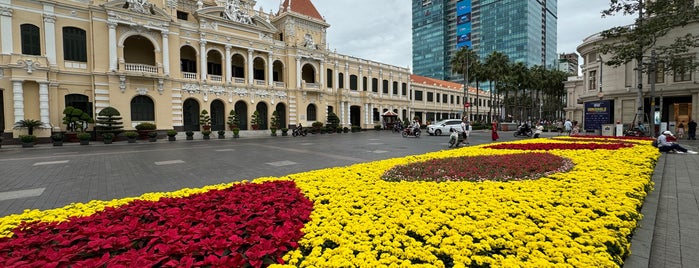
[382,153,573,182]
[0,181,313,268]
[484,142,634,151]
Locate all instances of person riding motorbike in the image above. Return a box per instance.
[410,119,420,135]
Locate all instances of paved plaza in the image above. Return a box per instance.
[1,130,698,267]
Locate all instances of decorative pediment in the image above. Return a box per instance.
[102,0,172,23]
[196,1,277,33]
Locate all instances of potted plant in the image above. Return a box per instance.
[77,132,91,145]
[227,110,240,131]
[326,112,340,132]
[102,133,114,144]
[202,130,212,140]
[270,111,280,136]
[251,111,261,130]
[199,109,211,131]
[281,128,289,136]
[148,131,158,142]
[232,128,240,138]
[374,124,382,131]
[62,107,93,141]
[51,133,64,146]
[217,130,225,139]
[343,126,349,133]
[135,122,157,139]
[167,130,177,141]
[185,130,194,140]
[19,134,36,148]
[311,121,323,134]
[95,107,123,139]
[14,119,44,135]
[352,125,361,133]
[0,135,4,149]
[124,131,138,143]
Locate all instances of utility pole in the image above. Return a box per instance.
[463,54,469,119]
[649,50,657,137]
[635,0,645,129]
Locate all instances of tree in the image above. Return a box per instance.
[326,111,340,130]
[95,107,124,135]
[62,106,93,132]
[14,119,44,135]
[483,51,510,123]
[199,109,211,130]
[270,111,280,130]
[227,109,240,130]
[450,47,481,118]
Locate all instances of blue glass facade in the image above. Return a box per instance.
[412,0,557,81]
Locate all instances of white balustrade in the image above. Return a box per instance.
[124,63,157,73]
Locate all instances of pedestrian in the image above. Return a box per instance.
[657,131,697,154]
[491,121,499,141]
[688,119,697,140]
[461,118,472,145]
[564,119,572,135]
[677,122,685,139]
[571,121,580,136]
[534,122,544,138]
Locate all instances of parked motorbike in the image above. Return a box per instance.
[513,125,533,138]
[447,128,463,148]
[402,127,421,138]
[292,127,307,137]
[392,123,404,133]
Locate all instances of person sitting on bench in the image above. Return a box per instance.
[657,131,698,154]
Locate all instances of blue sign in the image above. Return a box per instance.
[584,100,613,131]
[456,0,472,48]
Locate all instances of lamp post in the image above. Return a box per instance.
[463,54,469,120]
[597,55,604,100]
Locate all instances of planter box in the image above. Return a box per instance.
[80,140,89,145]
[168,136,176,141]
[186,136,194,140]
[103,139,113,144]
[22,142,34,148]
[53,141,63,146]
[203,135,210,140]
[127,137,137,143]
[149,137,157,142]
[218,135,225,139]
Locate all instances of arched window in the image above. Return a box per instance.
[307,104,317,121]
[131,96,155,121]
[63,27,87,62]
[21,24,41,55]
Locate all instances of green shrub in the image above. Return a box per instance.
[102,133,115,140]
[19,134,37,143]
[167,130,178,137]
[148,132,158,138]
[124,131,138,138]
[77,132,91,140]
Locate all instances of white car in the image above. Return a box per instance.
[427,119,463,136]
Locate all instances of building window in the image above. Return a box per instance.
[382,80,389,94]
[131,96,155,121]
[338,73,344,88]
[427,92,434,102]
[306,104,317,121]
[649,62,665,84]
[21,24,41,56]
[442,94,448,103]
[588,70,597,90]
[451,95,454,104]
[414,90,423,101]
[402,83,407,95]
[392,81,398,94]
[673,58,692,82]
[326,69,333,88]
[372,78,378,92]
[181,59,196,73]
[363,77,368,91]
[63,27,87,62]
[350,75,358,90]
[176,11,188,20]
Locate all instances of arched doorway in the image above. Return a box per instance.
[183,99,200,131]
[234,101,248,130]
[0,91,4,131]
[275,103,287,129]
[301,64,315,83]
[210,100,225,131]
[350,106,361,127]
[256,102,268,130]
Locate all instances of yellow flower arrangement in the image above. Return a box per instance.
[0,137,659,267]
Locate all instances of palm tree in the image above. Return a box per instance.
[14,119,44,135]
[484,51,510,123]
[450,47,480,118]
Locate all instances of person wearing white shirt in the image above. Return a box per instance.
[460,119,472,145]
[657,131,697,154]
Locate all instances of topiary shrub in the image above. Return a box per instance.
[95,107,124,136]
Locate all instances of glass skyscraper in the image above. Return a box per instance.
[413,0,557,81]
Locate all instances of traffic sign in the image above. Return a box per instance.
[464,102,470,108]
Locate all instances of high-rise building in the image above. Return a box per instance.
[413,0,558,81]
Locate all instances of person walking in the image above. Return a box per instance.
[460,118,472,145]
[688,119,697,140]
[534,123,544,138]
[564,119,572,135]
[491,121,499,141]
[677,122,686,139]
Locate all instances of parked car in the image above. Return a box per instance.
[427,119,463,136]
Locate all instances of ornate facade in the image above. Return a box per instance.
[0,0,490,140]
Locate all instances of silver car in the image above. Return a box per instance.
[427,119,463,136]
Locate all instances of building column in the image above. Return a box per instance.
[12,80,24,123]
[340,102,345,125]
[358,67,363,92]
[295,56,301,88]
[333,62,339,91]
[247,49,254,84]
[43,8,57,66]
[344,63,349,90]
[108,21,118,71]
[200,40,207,82]
[0,6,13,54]
[39,81,50,127]
[161,30,170,76]
[378,71,383,98]
[364,103,369,127]
[225,45,232,83]
[319,60,325,89]
[267,53,274,86]
[346,101,351,126]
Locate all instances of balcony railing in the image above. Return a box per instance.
[304,83,319,89]
[124,63,157,73]
[274,81,286,88]
[182,72,197,80]
[208,74,222,82]
[254,79,266,86]
[233,77,245,84]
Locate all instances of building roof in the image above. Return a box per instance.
[410,74,463,90]
[279,0,324,21]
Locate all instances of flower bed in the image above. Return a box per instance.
[0,137,660,267]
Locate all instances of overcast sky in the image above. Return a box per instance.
[254,0,636,68]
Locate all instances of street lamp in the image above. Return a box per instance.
[597,55,604,100]
[463,54,469,120]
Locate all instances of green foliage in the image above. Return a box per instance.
[251,111,262,128]
[101,133,115,140]
[124,131,138,138]
[185,130,194,136]
[14,119,44,135]
[326,112,340,129]
[167,130,178,137]
[202,130,212,136]
[51,133,64,141]
[270,111,280,130]
[135,122,157,131]
[148,132,158,138]
[77,132,91,140]
[227,110,240,129]
[19,134,37,143]
[62,106,93,132]
[96,107,124,135]
[199,109,211,127]
[217,130,225,136]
